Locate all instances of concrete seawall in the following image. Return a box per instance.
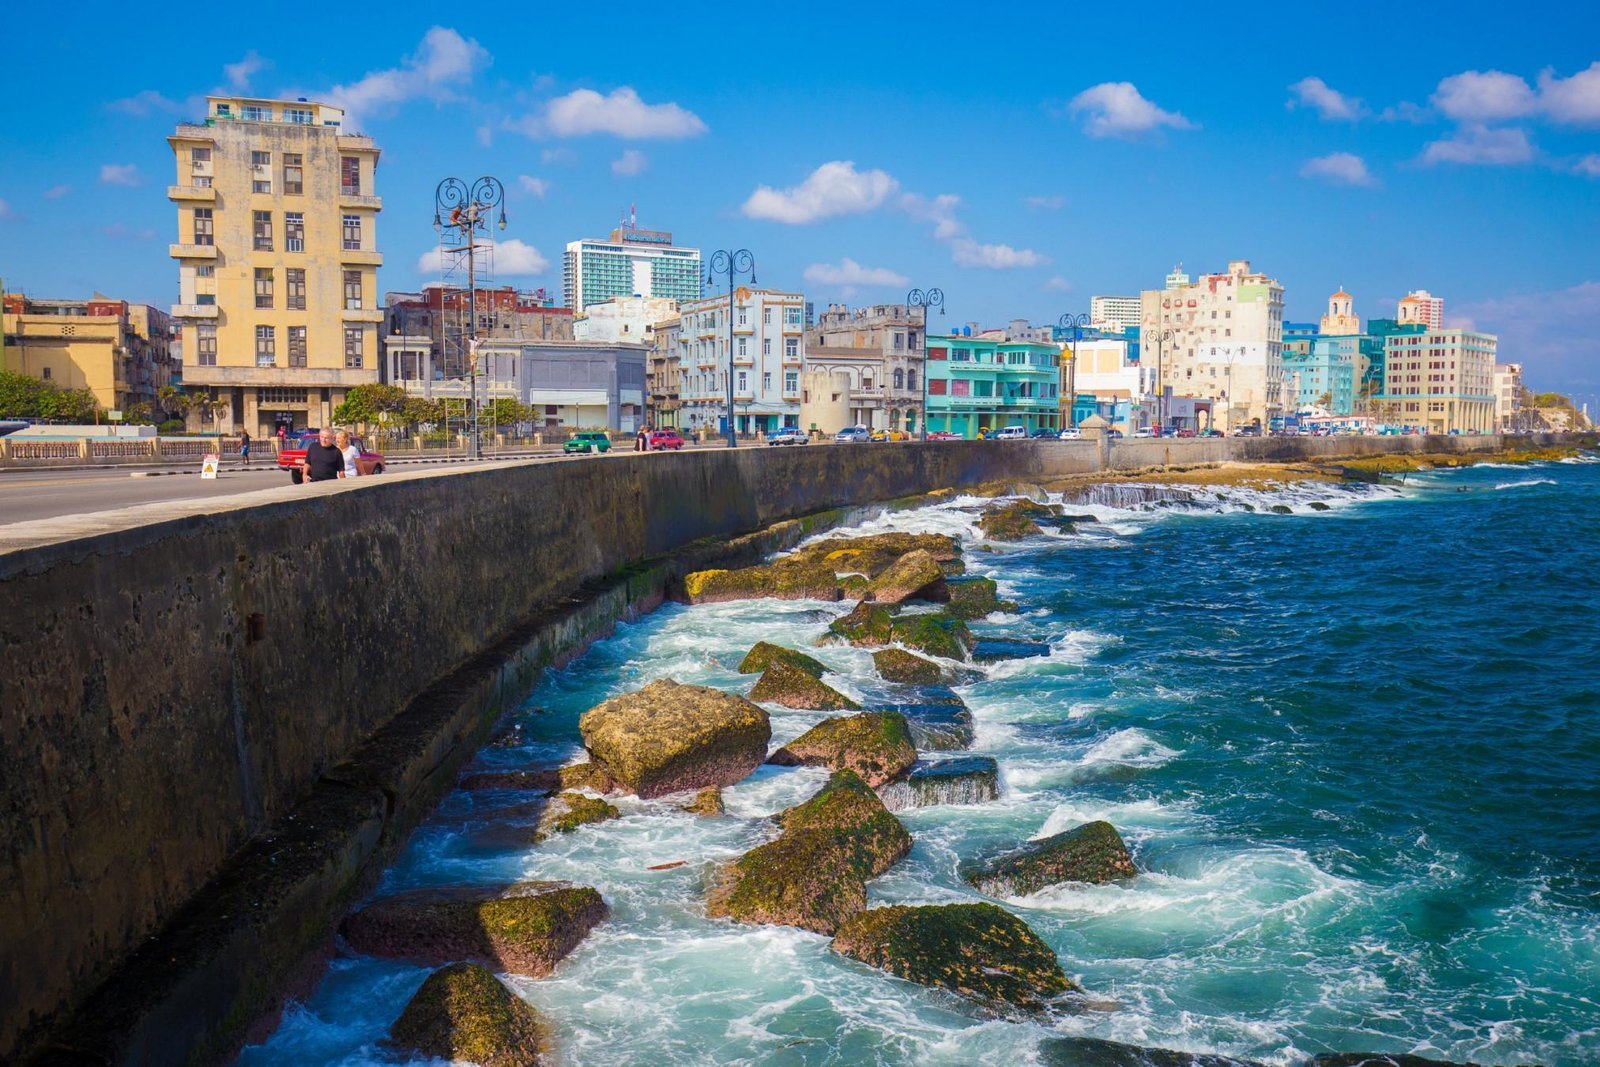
[0,433,1574,1062]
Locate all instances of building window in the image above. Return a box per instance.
[930,379,948,395]
[255,268,274,309]
[344,327,364,368]
[785,337,798,360]
[737,308,748,327]
[191,147,210,164]
[762,372,772,391]
[894,368,905,389]
[340,157,361,194]
[342,215,362,250]
[285,108,313,126]
[253,177,272,194]
[763,307,772,325]
[193,175,212,188]
[253,211,273,251]
[785,307,801,326]
[285,212,305,252]
[286,269,306,311]
[42,367,52,380]
[196,324,217,365]
[784,371,798,393]
[193,208,213,246]
[344,270,362,309]
[288,326,307,368]
[762,338,771,357]
[283,154,303,195]
[737,337,748,357]
[241,105,270,121]
[907,369,917,391]
[255,325,276,367]
[251,150,270,167]
[736,370,748,392]
[196,264,215,278]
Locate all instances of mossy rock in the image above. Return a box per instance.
[825,601,896,647]
[890,613,973,660]
[749,660,861,711]
[579,679,772,798]
[944,577,1019,620]
[737,642,826,677]
[962,820,1136,897]
[832,902,1077,1011]
[805,532,961,569]
[872,648,945,685]
[342,882,608,975]
[867,549,949,606]
[840,573,871,598]
[557,762,617,794]
[1270,504,1293,515]
[683,557,841,604]
[977,499,1060,541]
[684,786,724,816]
[877,757,1001,812]
[533,792,620,841]
[1040,1036,1267,1067]
[768,712,917,787]
[388,962,550,1067]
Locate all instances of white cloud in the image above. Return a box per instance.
[1023,195,1065,211]
[99,164,140,186]
[1378,101,1430,124]
[1453,282,1600,393]
[1068,82,1195,139]
[950,239,1048,270]
[1299,152,1376,186]
[1287,77,1366,121]
[1574,154,1600,178]
[107,90,183,117]
[543,87,706,139]
[1420,125,1535,166]
[327,27,488,127]
[900,192,963,239]
[517,175,550,198]
[611,149,647,176]
[1538,61,1600,126]
[224,51,267,92]
[42,184,71,199]
[1045,276,1074,293]
[743,161,900,224]
[1432,70,1538,122]
[541,147,576,165]
[416,238,549,277]
[803,258,909,288]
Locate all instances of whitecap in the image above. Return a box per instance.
[1493,477,1557,490]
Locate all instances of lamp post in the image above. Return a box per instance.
[433,176,507,460]
[1058,312,1090,431]
[907,287,944,440]
[706,249,756,447]
[1144,327,1172,434]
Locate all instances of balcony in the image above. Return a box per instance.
[338,191,383,211]
[167,184,216,202]
[170,243,219,259]
[341,307,385,323]
[171,302,219,319]
[339,247,383,266]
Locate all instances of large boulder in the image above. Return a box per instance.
[1311,1056,1496,1067]
[872,647,945,685]
[683,786,725,816]
[388,962,551,1067]
[807,532,961,575]
[737,641,826,677]
[768,712,918,787]
[825,601,896,647]
[749,660,861,711]
[877,757,1000,812]
[963,820,1136,897]
[977,499,1061,541]
[944,576,1019,620]
[683,556,841,604]
[890,613,973,660]
[342,882,608,975]
[893,701,976,752]
[867,549,949,605]
[831,902,1077,1011]
[1040,1037,1266,1067]
[579,679,772,798]
[533,792,620,841]
[707,770,912,934]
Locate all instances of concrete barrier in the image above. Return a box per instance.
[0,433,1577,1062]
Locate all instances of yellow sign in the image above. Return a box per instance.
[200,453,220,480]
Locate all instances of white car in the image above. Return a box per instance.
[768,427,808,446]
[1058,428,1082,440]
[1132,428,1154,438]
[994,426,1028,440]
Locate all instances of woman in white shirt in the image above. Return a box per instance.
[335,429,361,478]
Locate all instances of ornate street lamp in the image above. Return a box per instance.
[1143,327,1173,434]
[706,249,756,448]
[907,287,944,440]
[1058,312,1091,431]
[433,176,507,460]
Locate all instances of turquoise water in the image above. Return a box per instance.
[242,456,1600,1066]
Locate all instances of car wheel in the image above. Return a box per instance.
[372,464,384,475]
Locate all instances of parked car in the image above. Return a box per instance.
[1107,428,1125,439]
[1176,428,1197,438]
[564,431,612,454]
[927,430,962,441]
[1057,428,1082,440]
[870,428,910,441]
[1132,428,1154,438]
[1030,428,1058,440]
[835,425,871,443]
[994,425,1028,440]
[279,430,386,484]
[1235,426,1261,437]
[1200,428,1225,438]
[768,427,808,446]
[647,428,686,450]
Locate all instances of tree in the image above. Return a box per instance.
[158,385,192,424]
[124,401,155,425]
[332,383,409,427]
[483,397,526,429]
[0,369,99,421]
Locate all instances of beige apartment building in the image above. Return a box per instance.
[1494,361,1523,430]
[803,303,927,432]
[2,294,174,412]
[168,96,382,436]
[1377,329,1497,433]
[1140,261,1285,430]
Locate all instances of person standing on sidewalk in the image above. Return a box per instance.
[301,428,343,483]
[239,429,252,467]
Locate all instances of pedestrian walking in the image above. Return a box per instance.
[239,429,251,467]
[300,428,343,483]
[635,426,648,452]
[335,429,361,478]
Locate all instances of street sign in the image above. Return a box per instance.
[108,410,123,421]
[200,453,219,480]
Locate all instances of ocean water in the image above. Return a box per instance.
[241,455,1600,1067]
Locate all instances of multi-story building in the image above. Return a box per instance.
[1377,328,1497,433]
[1140,260,1285,431]
[168,96,382,435]
[1397,289,1444,330]
[647,315,684,429]
[1320,288,1361,336]
[382,286,573,395]
[804,303,928,432]
[2,294,174,413]
[573,296,680,344]
[926,330,1060,437]
[470,339,648,431]
[678,287,805,435]
[1284,335,1359,415]
[1360,318,1427,401]
[1067,337,1149,432]
[562,219,701,311]
[1494,362,1524,430]
[1090,295,1141,333]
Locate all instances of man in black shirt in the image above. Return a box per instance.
[301,428,344,483]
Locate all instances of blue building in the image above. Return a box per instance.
[1284,335,1358,415]
[926,331,1060,437]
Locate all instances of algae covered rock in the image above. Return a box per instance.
[389,962,550,1067]
[533,792,620,841]
[808,532,961,573]
[737,641,826,677]
[342,881,608,975]
[877,757,1000,812]
[872,647,945,685]
[832,902,1077,1011]
[825,601,896,647]
[890,612,973,660]
[944,576,1019,620]
[683,556,842,604]
[867,549,949,605]
[749,659,861,710]
[977,499,1060,541]
[579,679,772,798]
[892,698,977,752]
[768,711,917,787]
[708,770,912,934]
[684,786,725,816]
[963,820,1136,897]
[557,762,617,794]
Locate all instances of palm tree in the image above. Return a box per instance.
[158,385,192,427]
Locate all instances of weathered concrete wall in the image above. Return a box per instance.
[0,433,1576,1060]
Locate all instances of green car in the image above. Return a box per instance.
[564,432,612,454]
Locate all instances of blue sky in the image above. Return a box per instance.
[1,2,1596,403]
